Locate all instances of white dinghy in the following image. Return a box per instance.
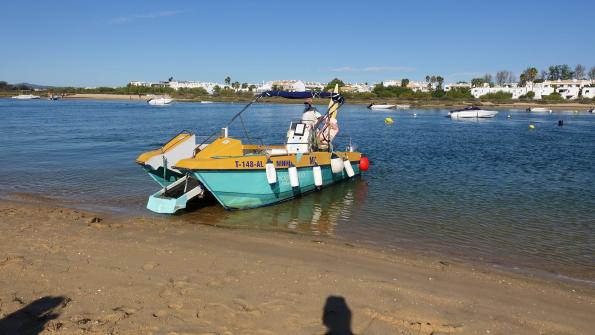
[448,106,498,119]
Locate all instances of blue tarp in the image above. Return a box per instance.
[260,90,344,103]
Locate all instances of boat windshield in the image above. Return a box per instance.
[452,106,480,112]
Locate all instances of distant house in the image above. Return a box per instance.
[471,86,527,99]
[268,80,307,92]
[383,79,431,92]
[304,82,325,91]
[167,81,228,94]
[340,83,372,93]
[582,86,595,99]
[444,83,471,91]
[128,81,152,87]
[469,79,595,100]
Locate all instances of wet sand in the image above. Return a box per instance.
[0,200,593,334]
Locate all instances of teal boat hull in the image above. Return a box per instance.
[192,164,360,210]
[144,166,184,187]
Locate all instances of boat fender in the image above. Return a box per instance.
[343,158,355,177]
[288,164,299,188]
[265,159,277,184]
[313,163,323,187]
[330,153,344,174]
[359,156,370,171]
[557,120,563,127]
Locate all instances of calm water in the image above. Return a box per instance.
[1,99,594,282]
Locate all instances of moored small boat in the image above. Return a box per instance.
[526,107,552,113]
[12,94,40,100]
[200,100,214,104]
[136,86,368,213]
[396,104,410,109]
[448,106,498,119]
[148,96,173,105]
[368,103,395,110]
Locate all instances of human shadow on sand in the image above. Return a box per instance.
[0,296,68,335]
[323,295,354,335]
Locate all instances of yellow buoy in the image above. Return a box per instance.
[384,117,394,125]
[529,124,535,129]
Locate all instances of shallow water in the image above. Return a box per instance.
[0,99,593,281]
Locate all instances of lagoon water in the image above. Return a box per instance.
[1,99,594,282]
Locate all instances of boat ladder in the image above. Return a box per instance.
[146,175,204,214]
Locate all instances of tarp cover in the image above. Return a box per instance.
[260,90,344,104]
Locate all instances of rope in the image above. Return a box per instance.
[238,113,252,143]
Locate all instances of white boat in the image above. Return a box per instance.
[396,104,410,109]
[12,94,40,100]
[448,106,498,119]
[200,100,214,104]
[368,103,396,110]
[148,97,173,105]
[526,107,552,113]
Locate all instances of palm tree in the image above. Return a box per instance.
[224,76,231,86]
[436,76,444,89]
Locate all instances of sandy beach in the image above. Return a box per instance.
[0,199,593,335]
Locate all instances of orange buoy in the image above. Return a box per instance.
[360,156,370,171]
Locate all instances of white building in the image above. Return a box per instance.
[304,81,325,91]
[341,83,373,93]
[444,82,472,91]
[470,86,527,99]
[264,80,308,92]
[383,80,431,92]
[166,81,228,94]
[128,81,153,87]
[382,79,401,87]
[470,79,594,100]
[582,86,595,99]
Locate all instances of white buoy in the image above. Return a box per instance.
[343,158,355,177]
[330,153,344,174]
[288,164,299,187]
[265,160,277,184]
[313,164,323,187]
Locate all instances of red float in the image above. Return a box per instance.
[359,156,369,171]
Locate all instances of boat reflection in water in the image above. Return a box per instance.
[181,177,368,236]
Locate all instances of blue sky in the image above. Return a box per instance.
[1,0,594,87]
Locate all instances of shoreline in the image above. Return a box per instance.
[54,93,595,110]
[5,191,594,287]
[1,198,593,334]
[5,192,595,289]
